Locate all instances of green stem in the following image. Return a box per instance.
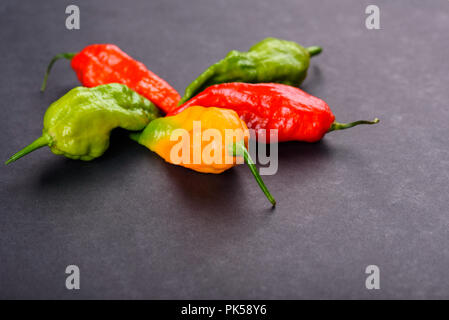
[328,118,379,132]
[232,142,276,207]
[5,135,50,165]
[129,132,141,143]
[40,52,77,92]
[306,46,322,57]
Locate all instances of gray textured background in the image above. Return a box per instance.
[0,0,448,299]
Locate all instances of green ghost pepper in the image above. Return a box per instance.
[6,83,160,164]
[179,37,322,104]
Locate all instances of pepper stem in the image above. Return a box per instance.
[231,141,276,207]
[306,46,322,57]
[328,118,379,132]
[129,132,141,143]
[40,52,77,92]
[5,135,50,165]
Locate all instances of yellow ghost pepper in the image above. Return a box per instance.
[130,106,276,206]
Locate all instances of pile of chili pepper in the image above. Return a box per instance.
[6,38,379,207]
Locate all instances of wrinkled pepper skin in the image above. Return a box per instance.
[171,83,379,143]
[130,106,276,206]
[131,106,248,174]
[179,37,322,104]
[6,84,160,164]
[41,44,181,113]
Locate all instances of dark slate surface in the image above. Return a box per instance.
[0,0,448,299]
